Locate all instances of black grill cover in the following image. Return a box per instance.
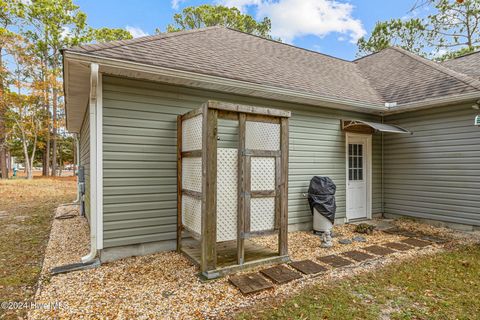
[308,176,336,224]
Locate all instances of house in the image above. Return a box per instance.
[63,26,480,266]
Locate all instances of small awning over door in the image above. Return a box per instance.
[341,120,411,134]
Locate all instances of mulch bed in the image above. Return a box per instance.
[30,214,473,319]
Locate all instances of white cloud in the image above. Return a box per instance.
[218,0,366,44]
[126,26,149,38]
[219,0,262,11]
[171,0,187,10]
[61,26,71,39]
[433,48,448,58]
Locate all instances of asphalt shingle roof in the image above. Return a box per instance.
[354,47,480,105]
[66,26,480,107]
[442,51,480,79]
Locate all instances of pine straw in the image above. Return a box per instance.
[29,214,477,320]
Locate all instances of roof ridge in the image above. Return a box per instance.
[442,49,480,62]
[391,46,480,91]
[69,26,222,53]
[352,49,384,62]
[351,63,386,103]
[222,27,353,64]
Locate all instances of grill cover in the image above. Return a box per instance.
[308,176,336,224]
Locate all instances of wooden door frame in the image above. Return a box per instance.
[345,132,372,222]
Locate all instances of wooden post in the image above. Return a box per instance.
[237,113,246,265]
[201,105,218,272]
[279,117,289,256]
[176,116,183,252]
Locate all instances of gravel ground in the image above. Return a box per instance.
[29,209,477,320]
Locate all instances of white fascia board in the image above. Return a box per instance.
[63,51,480,117]
[63,51,387,115]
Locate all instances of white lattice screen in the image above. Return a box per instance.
[216,148,238,242]
[182,115,202,151]
[250,197,276,232]
[181,114,203,238]
[182,195,202,237]
[182,157,202,192]
[247,119,278,232]
[251,157,275,191]
[245,121,280,151]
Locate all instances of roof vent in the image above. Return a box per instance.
[475,115,480,126]
[385,102,398,108]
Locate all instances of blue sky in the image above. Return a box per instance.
[76,0,420,61]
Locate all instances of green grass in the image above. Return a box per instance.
[238,244,480,320]
[0,178,76,319]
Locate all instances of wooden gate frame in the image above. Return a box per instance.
[177,100,291,278]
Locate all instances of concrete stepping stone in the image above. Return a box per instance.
[341,250,375,262]
[338,239,353,244]
[229,273,273,294]
[363,245,396,256]
[260,265,302,284]
[290,260,327,275]
[352,236,367,242]
[318,255,353,267]
[383,242,413,251]
[401,238,431,248]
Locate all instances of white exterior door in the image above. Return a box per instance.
[346,134,371,220]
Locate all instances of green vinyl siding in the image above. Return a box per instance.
[384,104,480,226]
[102,76,383,248]
[79,107,90,220]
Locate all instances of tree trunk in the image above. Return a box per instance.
[0,149,7,179]
[0,46,8,179]
[58,139,62,176]
[21,135,32,180]
[45,129,50,176]
[51,86,57,176]
[42,55,50,177]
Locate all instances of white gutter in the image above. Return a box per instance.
[82,63,101,263]
[383,91,480,115]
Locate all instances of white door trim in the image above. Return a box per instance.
[345,132,372,222]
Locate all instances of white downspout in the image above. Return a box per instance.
[82,63,99,263]
[381,115,385,216]
[73,133,81,204]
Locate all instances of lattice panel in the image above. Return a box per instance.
[245,121,280,151]
[216,148,238,242]
[182,195,202,237]
[250,197,275,232]
[182,157,202,192]
[251,157,275,191]
[182,115,202,152]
